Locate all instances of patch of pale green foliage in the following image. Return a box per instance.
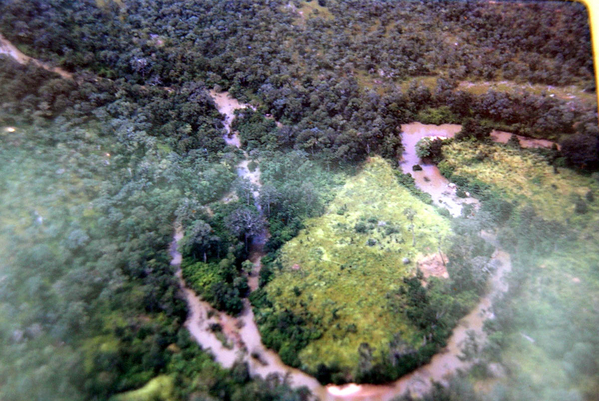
[262,156,451,370]
[442,141,599,399]
[110,375,174,401]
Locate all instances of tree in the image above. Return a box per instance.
[356,342,375,380]
[470,255,495,290]
[455,117,492,142]
[241,259,255,275]
[435,229,446,266]
[575,196,588,214]
[458,330,480,362]
[300,182,319,215]
[380,134,404,160]
[259,184,280,217]
[586,190,594,203]
[184,220,218,263]
[415,137,445,163]
[560,134,599,170]
[225,207,265,251]
[234,177,258,206]
[507,134,521,149]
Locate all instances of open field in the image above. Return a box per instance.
[441,141,597,224]
[400,76,596,109]
[439,141,599,400]
[457,80,596,108]
[258,156,451,373]
[288,0,334,26]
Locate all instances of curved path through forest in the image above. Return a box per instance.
[0,33,73,79]
[171,91,323,393]
[171,93,518,400]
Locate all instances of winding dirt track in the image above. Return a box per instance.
[171,92,324,394]
[0,34,73,79]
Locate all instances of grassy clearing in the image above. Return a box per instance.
[396,76,595,110]
[457,80,596,108]
[440,141,599,399]
[298,1,333,21]
[354,70,391,95]
[111,375,174,401]
[441,141,597,225]
[398,76,439,93]
[95,0,124,9]
[261,156,451,372]
[287,1,334,27]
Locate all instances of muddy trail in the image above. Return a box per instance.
[0,34,73,79]
[171,91,323,393]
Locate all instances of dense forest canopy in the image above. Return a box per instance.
[0,0,597,162]
[0,0,598,400]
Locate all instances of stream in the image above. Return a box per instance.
[170,94,519,400]
[399,122,557,218]
[172,91,324,393]
[398,123,478,218]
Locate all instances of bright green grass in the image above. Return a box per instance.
[263,156,451,370]
[110,375,174,401]
[442,141,599,299]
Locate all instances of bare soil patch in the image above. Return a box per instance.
[417,252,449,283]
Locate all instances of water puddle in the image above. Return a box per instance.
[490,130,559,149]
[399,123,478,217]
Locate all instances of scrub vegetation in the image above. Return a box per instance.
[441,140,597,222]
[0,57,307,401]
